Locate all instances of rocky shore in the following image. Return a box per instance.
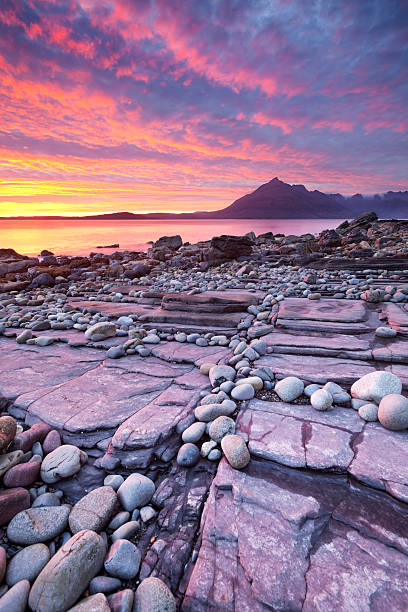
[1,211,408,610]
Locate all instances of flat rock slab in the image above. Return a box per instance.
[237,399,363,471]
[151,342,231,365]
[67,301,154,316]
[264,331,370,352]
[382,303,408,329]
[0,339,102,402]
[278,297,367,323]
[276,318,372,334]
[138,309,244,329]
[373,340,408,363]
[183,459,408,611]
[257,353,376,385]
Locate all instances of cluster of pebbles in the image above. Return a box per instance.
[0,417,176,611]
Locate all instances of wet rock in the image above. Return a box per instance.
[69,485,117,533]
[378,394,408,431]
[117,474,155,511]
[111,520,140,542]
[221,434,250,469]
[351,371,402,403]
[177,443,200,467]
[32,492,61,507]
[104,539,141,579]
[89,576,121,594]
[41,444,87,483]
[7,505,70,545]
[29,530,106,612]
[6,543,50,586]
[104,474,124,490]
[134,577,176,612]
[0,488,30,526]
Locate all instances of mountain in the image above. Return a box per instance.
[2,179,408,220]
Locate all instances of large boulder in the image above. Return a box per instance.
[29,530,106,612]
[203,235,253,262]
[351,371,402,403]
[153,235,182,251]
[30,272,55,288]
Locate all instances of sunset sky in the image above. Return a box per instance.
[0,0,407,216]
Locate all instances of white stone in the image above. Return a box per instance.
[275,377,304,402]
[351,371,402,403]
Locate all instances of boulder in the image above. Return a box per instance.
[85,322,117,342]
[69,486,117,534]
[351,371,402,403]
[41,445,87,483]
[378,394,408,431]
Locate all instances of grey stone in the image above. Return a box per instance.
[108,511,130,530]
[68,593,110,611]
[134,577,176,612]
[209,416,236,443]
[7,506,70,544]
[275,376,304,402]
[221,434,250,469]
[231,383,255,401]
[358,403,379,422]
[351,371,402,403]
[310,388,333,411]
[0,579,30,612]
[107,589,134,612]
[181,422,206,443]
[32,493,61,507]
[111,521,140,542]
[208,365,236,386]
[177,443,200,467]
[104,474,124,490]
[140,506,156,522]
[29,530,106,612]
[378,394,408,431]
[194,400,236,422]
[376,326,397,338]
[69,486,117,533]
[41,445,87,484]
[104,539,141,579]
[89,576,121,594]
[85,322,116,342]
[117,474,155,511]
[6,543,50,586]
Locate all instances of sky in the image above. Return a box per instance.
[0,0,407,216]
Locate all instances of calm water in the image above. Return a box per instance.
[0,218,346,257]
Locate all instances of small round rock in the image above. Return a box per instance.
[117,473,155,511]
[177,443,200,467]
[375,326,397,338]
[311,389,333,411]
[275,377,304,402]
[134,577,176,612]
[6,543,50,586]
[231,384,255,401]
[221,434,250,470]
[378,394,408,431]
[104,539,141,580]
[358,403,379,422]
[208,416,236,443]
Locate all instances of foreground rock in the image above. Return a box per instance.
[29,530,106,612]
[134,577,176,612]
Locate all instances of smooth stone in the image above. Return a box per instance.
[6,543,50,586]
[0,450,23,478]
[194,400,236,422]
[7,505,70,544]
[12,423,51,453]
[32,492,61,507]
[323,381,344,395]
[351,371,402,403]
[208,416,236,443]
[42,429,61,454]
[201,440,217,458]
[231,384,255,400]
[69,486,117,534]
[89,576,121,595]
[68,593,110,611]
[332,391,351,404]
[0,547,5,584]
[275,376,304,402]
[134,577,176,612]
[16,329,33,344]
[181,422,206,443]
[209,365,236,386]
[140,506,156,522]
[310,389,333,411]
[104,474,124,490]
[199,363,216,376]
[378,394,408,431]
[304,384,321,398]
[358,403,379,422]
[34,336,54,346]
[3,460,40,487]
[375,326,397,338]
[0,488,30,526]
[41,445,87,483]
[108,589,134,612]
[351,398,368,411]
[0,579,30,612]
[107,346,125,359]
[29,530,106,612]
[117,474,155,511]
[177,443,200,467]
[85,322,116,341]
[208,449,222,461]
[108,511,130,530]
[0,416,17,452]
[221,435,251,469]
[104,539,141,579]
[235,376,264,391]
[111,521,140,542]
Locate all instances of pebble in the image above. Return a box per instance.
[235,375,264,391]
[358,403,379,422]
[209,365,236,386]
[134,577,176,612]
[111,521,140,542]
[32,492,61,507]
[0,579,30,612]
[0,487,30,526]
[0,450,23,478]
[7,505,70,544]
[181,421,206,443]
[177,443,200,467]
[231,383,255,400]
[89,576,122,594]
[69,486,117,534]
[29,530,106,612]
[199,362,216,376]
[40,444,87,483]
[104,474,124,490]
[375,326,397,338]
[304,384,321,398]
[117,473,155,511]
[140,506,156,522]
[194,400,236,422]
[0,416,17,452]
[275,376,304,402]
[108,511,130,530]
[42,429,61,454]
[221,434,251,469]
[310,388,333,411]
[208,449,222,461]
[6,543,50,586]
[107,589,134,612]
[351,371,402,403]
[3,460,40,487]
[208,416,236,443]
[378,394,408,431]
[68,593,111,611]
[104,539,141,579]
[201,440,217,458]
[12,423,51,452]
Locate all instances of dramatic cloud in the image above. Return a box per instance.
[0,0,407,215]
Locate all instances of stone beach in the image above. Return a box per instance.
[1,212,408,609]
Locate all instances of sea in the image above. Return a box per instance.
[0,218,347,257]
